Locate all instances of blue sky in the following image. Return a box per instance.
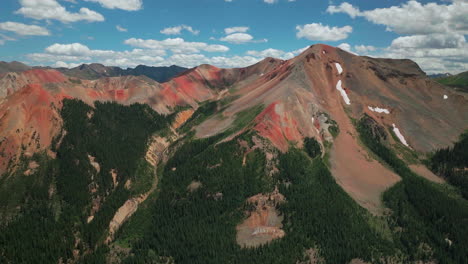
[0,0,466,73]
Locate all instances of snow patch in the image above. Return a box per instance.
[392,124,409,147]
[335,62,343,74]
[368,106,390,114]
[443,95,448,100]
[336,80,350,105]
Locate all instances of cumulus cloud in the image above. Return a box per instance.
[246,48,294,59]
[16,0,104,23]
[326,2,361,18]
[28,42,260,68]
[337,43,352,52]
[390,33,465,49]
[53,61,83,68]
[380,35,468,74]
[116,25,128,32]
[0,21,50,36]
[326,1,468,35]
[296,23,352,41]
[220,33,253,44]
[219,26,267,44]
[244,45,310,61]
[162,54,261,68]
[327,1,468,73]
[84,0,142,11]
[160,25,200,35]
[354,45,376,54]
[224,26,249,34]
[28,41,315,69]
[28,42,167,67]
[219,33,267,44]
[45,43,91,56]
[124,38,229,53]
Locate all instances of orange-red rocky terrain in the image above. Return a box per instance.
[1,44,467,213]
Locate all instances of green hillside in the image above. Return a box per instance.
[436,71,468,92]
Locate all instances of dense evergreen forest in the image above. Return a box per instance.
[428,132,468,199]
[0,99,170,263]
[0,100,468,263]
[120,133,393,264]
[357,116,468,263]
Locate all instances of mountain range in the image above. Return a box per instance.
[0,61,187,83]
[0,44,467,264]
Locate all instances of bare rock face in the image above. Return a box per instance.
[105,197,141,244]
[145,136,170,167]
[236,188,285,248]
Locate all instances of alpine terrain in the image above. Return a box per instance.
[0,44,468,264]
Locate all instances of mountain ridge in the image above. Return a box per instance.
[0,44,468,263]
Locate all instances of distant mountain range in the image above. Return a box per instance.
[0,61,31,74]
[0,61,187,83]
[428,72,452,79]
[54,63,188,83]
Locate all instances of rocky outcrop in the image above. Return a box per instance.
[236,188,285,248]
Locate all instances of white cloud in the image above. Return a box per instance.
[390,33,465,49]
[203,44,230,52]
[354,45,376,53]
[327,1,468,73]
[27,42,314,70]
[380,35,468,74]
[16,0,104,23]
[246,48,294,59]
[224,26,249,34]
[246,48,284,58]
[162,54,261,68]
[337,43,352,52]
[296,23,352,41]
[28,43,260,68]
[160,25,200,35]
[244,45,310,61]
[124,38,229,53]
[53,61,83,68]
[326,2,361,18]
[220,33,254,44]
[0,21,50,36]
[116,25,128,32]
[220,27,268,44]
[28,42,167,67]
[84,0,142,11]
[45,43,91,56]
[326,1,468,35]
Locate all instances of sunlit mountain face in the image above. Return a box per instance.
[0,1,467,263]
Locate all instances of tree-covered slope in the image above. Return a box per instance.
[0,99,171,263]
